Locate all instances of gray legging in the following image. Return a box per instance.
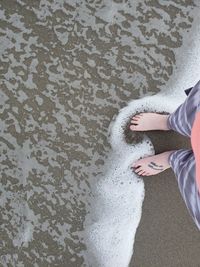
[167,80,200,231]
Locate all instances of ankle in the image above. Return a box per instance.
[165,150,176,165]
[160,115,170,130]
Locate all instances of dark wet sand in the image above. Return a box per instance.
[130,130,200,267]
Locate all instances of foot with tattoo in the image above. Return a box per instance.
[131,151,176,176]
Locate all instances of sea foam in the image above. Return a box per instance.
[83,93,183,267]
[82,7,200,265]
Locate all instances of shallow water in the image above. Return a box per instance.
[0,0,199,266]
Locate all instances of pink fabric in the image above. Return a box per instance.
[191,111,200,194]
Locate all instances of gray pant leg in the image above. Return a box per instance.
[169,149,200,230]
[167,80,200,137]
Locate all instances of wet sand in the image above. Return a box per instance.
[130,130,200,267]
[1,0,200,266]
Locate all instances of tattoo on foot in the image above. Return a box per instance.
[148,162,164,171]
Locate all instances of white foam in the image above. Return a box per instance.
[83,93,183,267]
[83,9,200,266]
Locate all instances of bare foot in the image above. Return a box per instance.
[129,112,170,131]
[131,151,176,176]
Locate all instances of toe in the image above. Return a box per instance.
[134,114,143,118]
[134,167,142,173]
[131,114,141,120]
[132,160,142,168]
[131,120,138,124]
[131,118,139,122]
[138,169,145,175]
[130,125,136,131]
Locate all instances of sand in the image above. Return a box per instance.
[1,1,200,266]
[130,130,200,267]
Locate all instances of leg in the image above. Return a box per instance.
[167,80,200,137]
[168,149,200,230]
